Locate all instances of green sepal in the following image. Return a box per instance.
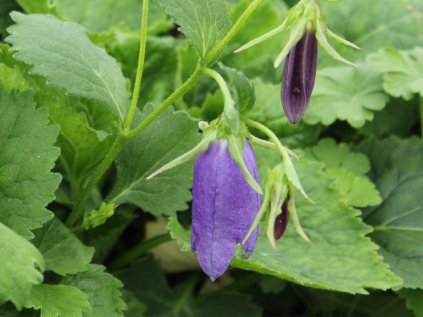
[83,202,116,230]
[147,123,218,180]
[227,134,263,195]
[287,187,310,243]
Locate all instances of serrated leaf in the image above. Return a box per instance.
[170,158,402,294]
[304,139,371,175]
[398,289,423,317]
[358,137,423,289]
[63,265,126,317]
[155,0,232,60]
[25,284,91,317]
[368,47,423,100]
[7,13,129,122]
[303,139,381,208]
[304,64,389,128]
[32,218,94,276]
[0,222,44,309]
[108,106,200,216]
[0,89,60,238]
[117,256,262,317]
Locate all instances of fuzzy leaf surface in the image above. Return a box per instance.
[7,13,129,122]
[108,106,200,216]
[0,89,60,238]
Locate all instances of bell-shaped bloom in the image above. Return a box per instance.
[191,139,261,281]
[282,30,318,124]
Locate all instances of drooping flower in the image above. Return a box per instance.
[191,139,261,281]
[282,30,318,124]
[274,198,289,240]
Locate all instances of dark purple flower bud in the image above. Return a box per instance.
[191,139,261,281]
[282,30,318,124]
[274,198,289,240]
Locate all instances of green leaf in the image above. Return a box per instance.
[0,63,30,92]
[63,265,126,317]
[398,289,423,317]
[32,218,94,276]
[358,137,423,289]
[17,0,171,34]
[122,291,146,317]
[117,256,262,317]
[25,284,91,317]
[108,106,200,216]
[360,98,419,138]
[0,89,60,238]
[303,139,381,208]
[219,63,255,113]
[321,0,423,60]
[170,158,402,294]
[368,47,423,100]
[7,13,129,122]
[155,0,232,60]
[0,222,44,309]
[304,64,389,128]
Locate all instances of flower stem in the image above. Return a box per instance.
[125,63,204,139]
[204,68,235,112]
[124,0,149,130]
[420,95,423,138]
[109,233,172,270]
[205,0,263,65]
[66,134,128,227]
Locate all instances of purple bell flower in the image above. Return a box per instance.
[191,139,261,281]
[282,30,318,124]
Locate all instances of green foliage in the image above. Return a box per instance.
[0,89,60,238]
[368,48,423,99]
[32,218,94,276]
[108,106,200,216]
[0,222,44,309]
[155,0,232,60]
[63,265,126,317]
[359,137,423,289]
[7,13,129,122]
[399,289,423,317]
[304,64,389,128]
[25,284,91,317]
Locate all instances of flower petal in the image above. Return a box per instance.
[191,140,261,280]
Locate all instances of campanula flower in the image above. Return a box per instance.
[191,139,261,281]
[282,30,318,123]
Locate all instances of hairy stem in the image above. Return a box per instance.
[205,0,263,65]
[109,233,172,270]
[124,0,150,130]
[126,63,204,139]
[66,134,128,227]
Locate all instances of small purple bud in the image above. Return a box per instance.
[282,30,318,124]
[274,198,289,240]
[191,139,261,281]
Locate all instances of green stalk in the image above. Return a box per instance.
[109,233,172,270]
[66,134,128,227]
[124,0,150,130]
[205,0,263,65]
[125,63,204,139]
